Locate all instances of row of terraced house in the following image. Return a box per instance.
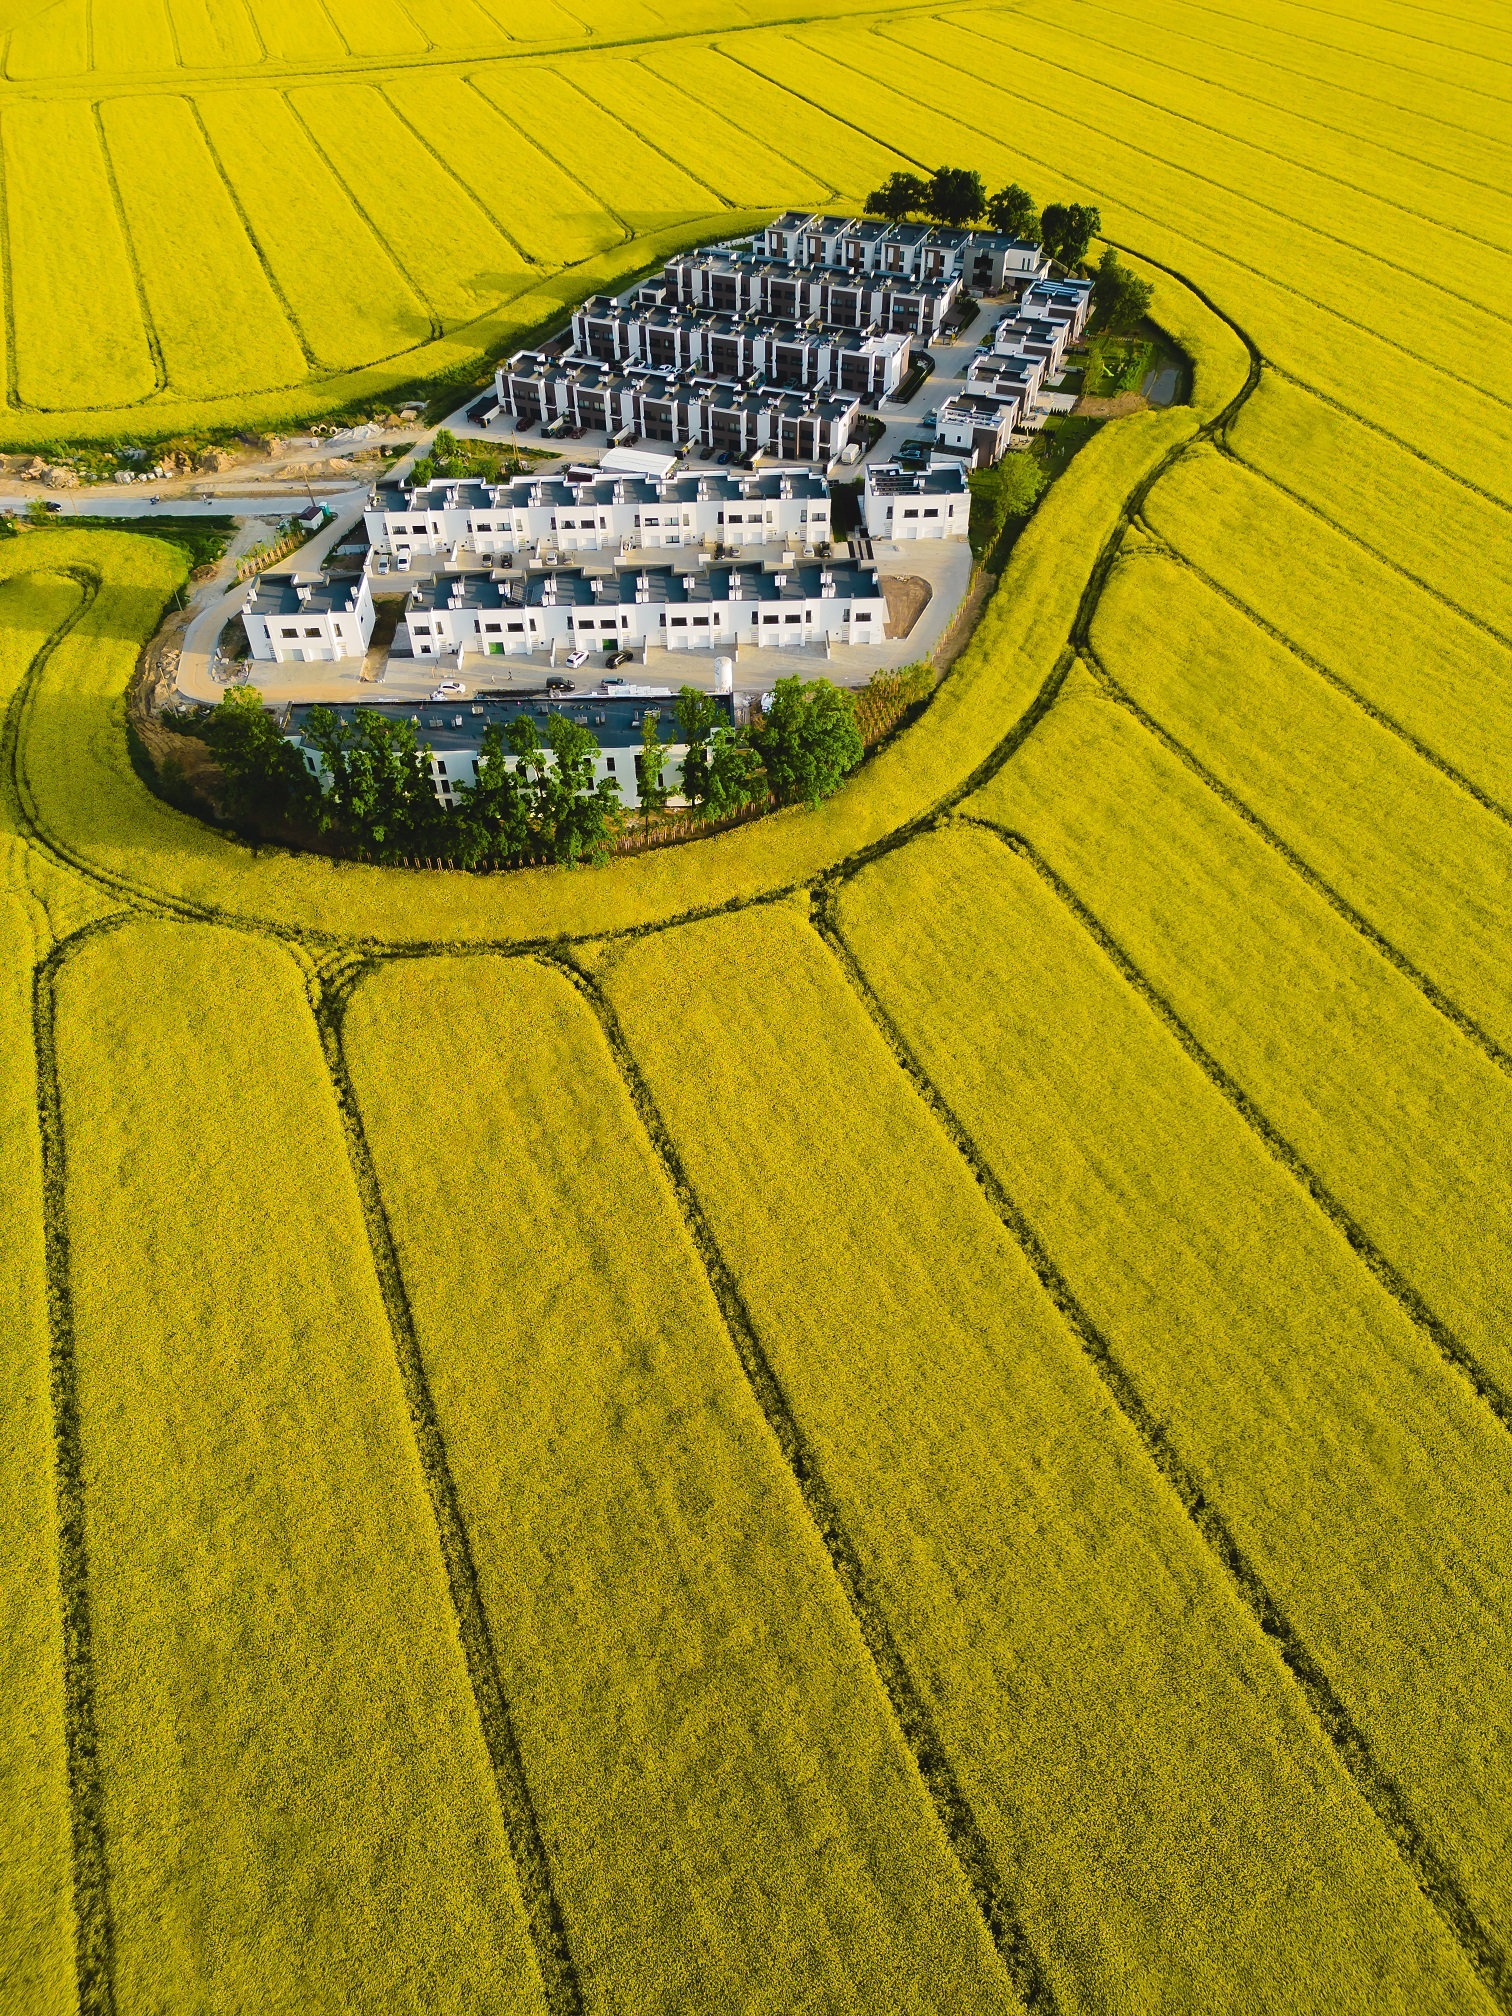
[489,215,1060,465]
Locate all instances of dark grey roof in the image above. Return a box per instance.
[246,574,368,616]
[284,691,734,756]
[865,462,969,497]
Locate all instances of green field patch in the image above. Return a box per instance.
[0,574,89,2016]
[344,954,1014,2014]
[97,95,309,397]
[968,665,1512,1396]
[196,89,434,370]
[289,82,529,328]
[1145,442,1512,798]
[383,70,624,266]
[1089,546,1512,1052]
[51,921,548,2015]
[839,819,1512,1956]
[1,100,159,409]
[597,903,1482,2016]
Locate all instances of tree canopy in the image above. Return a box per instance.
[1039,202,1102,270]
[751,676,864,809]
[1092,247,1156,333]
[865,171,929,223]
[926,166,986,229]
[985,181,1038,240]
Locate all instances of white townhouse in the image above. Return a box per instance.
[365,466,832,564]
[283,691,736,812]
[863,461,970,540]
[964,350,1044,420]
[570,298,913,400]
[991,312,1069,374]
[240,571,375,663]
[396,560,887,662]
[1023,276,1094,341]
[663,248,960,341]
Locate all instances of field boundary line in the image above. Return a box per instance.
[279,90,446,343]
[854,18,1512,407]
[314,954,586,2016]
[187,97,321,372]
[375,82,539,269]
[1081,634,1512,1078]
[547,63,736,212]
[1213,421,1512,653]
[930,10,1512,305]
[31,917,139,2016]
[627,50,843,204]
[89,100,169,398]
[1139,523,1512,828]
[942,0,1512,225]
[811,866,1512,2013]
[544,946,1060,2016]
[956,812,1512,1440]
[0,106,21,409]
[454,72,635,255]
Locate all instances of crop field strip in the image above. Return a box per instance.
[45,920,553,2015]
[340,954,1016,2014]
[831,821,1512,1974]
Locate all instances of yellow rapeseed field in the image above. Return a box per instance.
[1,0,1509,2006]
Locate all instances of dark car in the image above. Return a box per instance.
[545,675,575,694]
[715,449,730,464]
[44,499,63,513]
[605,648,633,669]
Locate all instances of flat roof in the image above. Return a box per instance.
[865,461,969,497]
[284,691,735,755]
[245,574,368,616]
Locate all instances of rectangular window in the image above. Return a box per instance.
[855,609,871,620]
[606,756,616,772]
[763,614,778,625]
[924,507,939,519]
[693,616,709,626]
[671,616,687,627]
[281,626,298,638]
[305,626,321,637]
[484,622,502,633]
[903,509,919,519]
[507,621,524,633]
[413,625,431,635]
[784,613,800,624]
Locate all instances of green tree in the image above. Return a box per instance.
[751,676,863,809]
[455,721,533,864]
[507,712,621,866]
[926,166,986,229]
[674,685,720,805]
[302,706,441,862]
[1092,247,1155,334]
[408,454,436,489]
[201,683,317,824]
[705,724,766,819]
[636,708,673,819]
[1039,201,1102,270]
[967,450,1047,559]
[865,171,929,223]
[985,181,1038,240]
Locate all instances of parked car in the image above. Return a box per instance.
[546,675,576,693]
[435,679,466,697]
[698,446,714,461]
[376,556,390,573]
[44,500,63,513]
[715,450,730,465]
[605,648,633,669]
[603,675,625,687]
[565,647,589,668]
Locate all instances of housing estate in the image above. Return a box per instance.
[240,571,375,664]
[862,461,971,540]
[760,213,1051,294]
[366,465,831,564]
[283,691,736,812]
[398,559,887,660]
[570,298,912,400]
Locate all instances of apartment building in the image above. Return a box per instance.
[397,560,887,660]
[1023,276,1094,340]
[863,461,971,540]
[284,691,735,811]
[494,352,859,464]
[570,297,912,399]
[964,350,1044,420]
[663,248,959,340]
[240,571,375,663]
[367,466,832,563]
[991,312,1068,373]
[761,213,1050,294]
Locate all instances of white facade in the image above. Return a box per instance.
[366,468,831,565]
[863,462,970,540]
[241,572,375,664]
